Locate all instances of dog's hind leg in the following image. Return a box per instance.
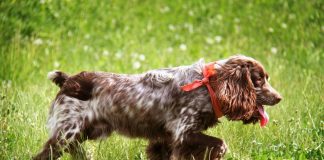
[33,131,64,160]
[33,120,87,160]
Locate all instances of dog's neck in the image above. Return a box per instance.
[182,61,224,118]
[213,58,229,70]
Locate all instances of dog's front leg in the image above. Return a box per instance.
[171,133,227,160]
[146,138,172,160]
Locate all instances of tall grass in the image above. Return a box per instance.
[0,0,323,159]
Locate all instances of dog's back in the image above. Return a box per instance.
[45,64,214,141]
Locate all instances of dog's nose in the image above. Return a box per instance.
[275,94,282,103]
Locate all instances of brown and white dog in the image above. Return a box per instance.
[34,55,282,160]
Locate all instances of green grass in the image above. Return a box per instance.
[0,0,323,159]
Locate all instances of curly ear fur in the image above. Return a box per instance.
[212,59,256,120]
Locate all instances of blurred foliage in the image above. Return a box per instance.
[0,0,323,159]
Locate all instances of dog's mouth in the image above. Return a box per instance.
[258,105,269,127]
[242,105,269,127]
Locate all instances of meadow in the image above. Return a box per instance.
[0,0,323,159]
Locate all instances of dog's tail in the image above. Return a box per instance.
[47,70,69,88]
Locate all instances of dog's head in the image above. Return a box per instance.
[211,55,282,125]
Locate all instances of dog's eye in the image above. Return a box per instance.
[256,77,262,82]
[255,77,265,86]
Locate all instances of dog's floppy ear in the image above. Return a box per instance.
[216,59,256,120]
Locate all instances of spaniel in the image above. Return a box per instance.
[34,55,282,160]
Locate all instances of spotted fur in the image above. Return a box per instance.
[34,55,281,160]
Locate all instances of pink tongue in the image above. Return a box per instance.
[258,106,269,127]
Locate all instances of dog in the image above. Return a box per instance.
[33,55,282,160]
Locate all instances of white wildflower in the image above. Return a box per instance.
[179,44,187,51]
[214,36,222,43]
[147,23,153,31]
[102,50,109,56]
[234,18,240,23]
[139,54,145,61]
[68,31,73,37]
[45,48,49,55]
[40,0,46,4]
[33,38,43,45]
[83,45,89,52]
[133,61,141,69]
[167,47,173,53]
[184,23,193,33]
[175,34,180,40]
[124,26,129,32]
[160,6,170,13]
[216,14,223,20]
[32,60,39,67]
[54,12,59,18]
[271,47,278,54]
[268,27,274,33]
[281,23,287,29]
[251,140,262,145]
[85,34,90,39]
[288,14,296,20]
[115,51,123,59]
[271,14,276,19]
[168,24,176,31]
[188,10,194,16]
[205,37,214,45]
[54,61,60,68]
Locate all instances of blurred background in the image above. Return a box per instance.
[0,0,323,159]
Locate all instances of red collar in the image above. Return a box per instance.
[181,62,223,118]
